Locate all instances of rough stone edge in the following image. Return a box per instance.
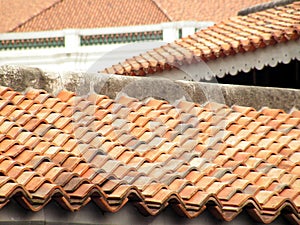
[0,65,299,112]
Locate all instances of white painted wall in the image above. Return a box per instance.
[0,21,214,73]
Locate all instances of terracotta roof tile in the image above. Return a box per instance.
[2,0,275,33]
[0,0,60,33]
[0,86,299,223]
[9,0,170,33]
[156,0,266,23]
[104,1,300,76]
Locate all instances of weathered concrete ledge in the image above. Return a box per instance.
[0,65,299,111]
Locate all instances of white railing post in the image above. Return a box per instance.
[162,23,179,43]
[62,29,81,70]
[64,29,80,52]
[182,26,196,38]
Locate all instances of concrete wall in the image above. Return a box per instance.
[0,65,299,111]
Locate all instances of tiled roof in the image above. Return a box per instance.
[103,1,300,76]
[0,0,60,33]
[2,0,272,33]
[0,86,300,223]
[153,0,271,23]
[10,0,170,32]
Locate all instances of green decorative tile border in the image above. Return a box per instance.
[178,28,182,39]
[0,37,65,50]
[80,30,163,46]
[0,30,163,50]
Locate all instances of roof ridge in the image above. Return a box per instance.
[151,0,173,21]
[238,0,299,16]
[9,0,63,32]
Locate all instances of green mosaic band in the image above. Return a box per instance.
[80,30,163,46]
[0,37,65,50]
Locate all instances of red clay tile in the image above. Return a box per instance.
[0,86,299,223]
[184,191,214,208]
[179,185,199,200]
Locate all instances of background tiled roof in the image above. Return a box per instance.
[104,1,300,76]
[10,0,170,32]
[153,0,272,22]
[2,0,273,33]
[0,86,299,223]
[0,0,60,33]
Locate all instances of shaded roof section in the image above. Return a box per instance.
[154,0,272,22]
[0,86,299,223]
[10,0,170,32]
[103,1,300,76]
[0,0,60,33]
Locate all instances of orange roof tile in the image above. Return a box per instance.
[104,1,300,76]
[0,86,299,223]
[0,0,60,33]
[10,0,170,32]
[1,0,272,33]
[153,0,271,23]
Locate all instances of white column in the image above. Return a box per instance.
[182,26,196,38]
[62,29,81,70]
[162,23,179,43]
[64,29,80,52]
